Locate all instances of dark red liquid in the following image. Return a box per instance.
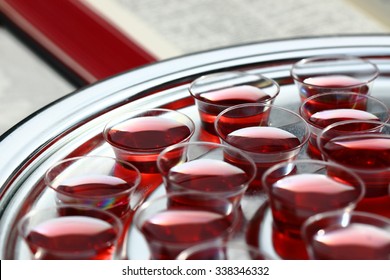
[226,127,300,153]
[195,85,271,134]
[56,175,133,218]
[321,134,390,197]
[270,173,359,238]
[140,209,232,260]
[198,124,221,143]
[26,216,118,260]
[305,109,380,160]
[309,109,379,129]
[310,223,390,259]
[322,134,390,169]
[167,158,249,204]
[272,224,308,260]
[106,116,192,173]
[303,94,369,114]
[225,127,301,193]
[181,247,265,260]
[300,75,369,99]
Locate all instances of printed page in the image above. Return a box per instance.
[83,0,389,59]
[347,0,390,27]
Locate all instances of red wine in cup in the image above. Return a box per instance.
[309,109,379,129]
[270,173,359,237]
[272,224,308,260]
[301,75,369,99]
[26,216,118,260]
[304,95,369,113]
[56,175,133,218]
[167,158,249,204]
[321,134,390,197]
[310,223,390,259]
[306,109,380,159]
[225,127,301,192]
[106,116,192,173]
[140,209,232,260]
[196,85,271,134]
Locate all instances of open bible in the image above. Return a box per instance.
[0,0,388,84]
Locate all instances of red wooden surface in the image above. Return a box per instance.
[0,0,158,83]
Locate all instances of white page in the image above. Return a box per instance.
[83,0,389,58]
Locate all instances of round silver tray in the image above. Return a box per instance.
[1,35,390,259]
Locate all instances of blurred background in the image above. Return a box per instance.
[0,0,389,135]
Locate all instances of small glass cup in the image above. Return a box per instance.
[189,71,279,136]
[299,92,389,159]
[157,141,257,207]
[261,159,365,259]
[45,155,141,219]
[215,103,310,194]
[291,55,379,101]
[18,205,123,260]
[176,241,270,260]
[103,108,195,204]
[133,192,239,260]
[103,108,195,174]
[318,120,390,218]
[302,210,390,260]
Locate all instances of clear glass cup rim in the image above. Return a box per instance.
[301,209,390,242]
[17,204,124,251]
[176,240,272,260]
[214,102,311,154]
[317,119,390,172]
[45,155,142,199]
[302,209,390,260]
[261,159,366,205]
[290,54,380,87]
[156,140,257,185]
[188,71,280,102]
[299,91,390,129]
[133,190,239,246]
[103,108,196,153]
